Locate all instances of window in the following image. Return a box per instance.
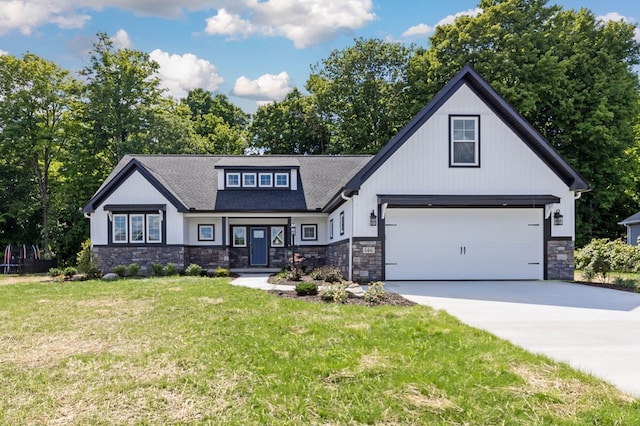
[329,219,334,239]
[130,214,145,242]
[271,226,284,247]
[226,173,240,187]
[301,224,317,241]
[243,173,256,187]
[450,116,479,166]
[233,227,246,247]
[275,172,289,188]
[147,214,161,243]
[113,214,128,243]
[112,213,162,244]
[198,224,214,241]
[259,173,273,187]
[339,211,345,235]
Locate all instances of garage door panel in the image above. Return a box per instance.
[385,208,543,280]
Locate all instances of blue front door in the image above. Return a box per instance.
[250,227,268,266]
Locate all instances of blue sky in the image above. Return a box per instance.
[0,0,638,113]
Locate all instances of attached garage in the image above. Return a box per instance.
[380,195,559,281]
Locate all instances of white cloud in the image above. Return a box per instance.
[402,7,482,39]
[205,0,376,48]
[232,72,294,102]
[598,12,640,42]
[149,49,224,99]
[0,49,8,56]
[111,29,132,49]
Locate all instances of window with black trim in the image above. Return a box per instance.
[233,227,247,247]
[450,115,479,167]
[301,224,317,241]
[226,172,240,187]
[339,211,345,235]
[112,213,162,244]
[259,173,273,187]
[275,172,289,188]
[243,173,257,187]
[198,224,215,241]
[271,226,284,247]
[329,219,334,239]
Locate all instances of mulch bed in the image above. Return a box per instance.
[572,280,639,293]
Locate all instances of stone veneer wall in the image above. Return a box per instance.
[547,239,574,280]
[296,246,327,271]
[93,245,185,275]
[352,239,383,283]
[326,240,349,280]
[186,246,229,269]
[229,247,249,269]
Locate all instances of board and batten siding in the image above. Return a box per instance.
[90,170,184,245]
[352,83,575,239]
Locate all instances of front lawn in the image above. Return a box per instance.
[0,277,638,424]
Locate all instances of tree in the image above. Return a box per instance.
[409,0,640,245]
[0,53,81,257]
[249,89,329,154]
[307,38,416,154]
[81,32,164,168]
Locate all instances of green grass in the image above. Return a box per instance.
[0,277,638,424]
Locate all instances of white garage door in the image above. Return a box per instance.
[385,208,543,280]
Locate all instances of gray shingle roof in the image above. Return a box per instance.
[619,212,640,225]
[85,155,372,213]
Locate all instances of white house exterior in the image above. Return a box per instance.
[83,66,589,281]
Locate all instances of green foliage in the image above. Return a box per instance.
[151,263,164,276]
[113,265,127,278]
[48,268,62,278]
[76,239,97,273]
[612,277,639,290]
[364,281,386,304]
[285,267,303,281]
[127,263,140,277]
[213,267,230,277]
[185,263,203,277]
[295,282,318,296]
[309,266,343,283]
[85,268,102,280]
[163,262,179,276]
[63,266,78,278]
[575,238,640,282]
[320,283,348,303]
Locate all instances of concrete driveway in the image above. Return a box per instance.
[385,280,640,397]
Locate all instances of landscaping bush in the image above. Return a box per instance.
[285,267,303,281]
[320,283,348,303]
[85,267,102,280]
[63,266,78,278]
[113,265,127,278]
[295,282,318,296]
[575,238,640,282]
[364,281,386,304]
[214,267,230,277]
[309,266,343,283]
[76,238,98,274]
[163,262,179,276]
[185,263,203,276]
[612,277,639,290]
[127,262,140,276]
[48,267,62,277]
[151,263,164,276]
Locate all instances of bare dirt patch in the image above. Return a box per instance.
[0,275,51,285]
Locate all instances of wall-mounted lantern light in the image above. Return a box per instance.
[553,209,564,226]
[370,210,377,226]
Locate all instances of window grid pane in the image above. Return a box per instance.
[275,173,289,187]
[234,227,246,246]
[114,215,127,242]
[271,227,284,247]
[451,117,478,165]
[227,173,240,187]
[147,215,161,242]
[259,173,272,187]
[130,215,144,242]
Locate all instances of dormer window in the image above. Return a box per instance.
[226,173,240,187]
[259,173,273,187]
[243,173,256,187]
[275,173,289,188]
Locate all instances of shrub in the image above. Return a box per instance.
[214,267,230,277]
[63,266,78,278]
[364,281,386,304]
[127,263,140,276]
[163,262,179,276]
[76,238,98,274]
[295,282,318,296]
[48,267,62,277]
[151,263,164,276]
[309,266,343,283]
[85,267,102,280]
[575,238,640,283]
[285,267,303,281]
[185,263,203,276]
[613,277,638,289]
[113,265,127,277]
[320,283,348,303]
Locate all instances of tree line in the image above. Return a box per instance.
[0,0,638,263]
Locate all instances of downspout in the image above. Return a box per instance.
[574,192,582,200]
[341,190,354,281]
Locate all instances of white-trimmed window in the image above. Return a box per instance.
[450,116,479,166]
[198,224,214,241]
[226,172,240,187]
[130,214,145,243]
[275,172,289,188]
[340,211,345,235]
[271,226,284,247]
[259,173,273,187]
[329,219,334,239]
[113,214,128,243]
[301,224,317,241]
[233,227,247,247]
[243,173,257,187]
[147,214,161,243]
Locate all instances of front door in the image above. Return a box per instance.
[250,227,268,266]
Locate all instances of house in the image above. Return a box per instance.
[83,65,590,281]
[619,212,640,245]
